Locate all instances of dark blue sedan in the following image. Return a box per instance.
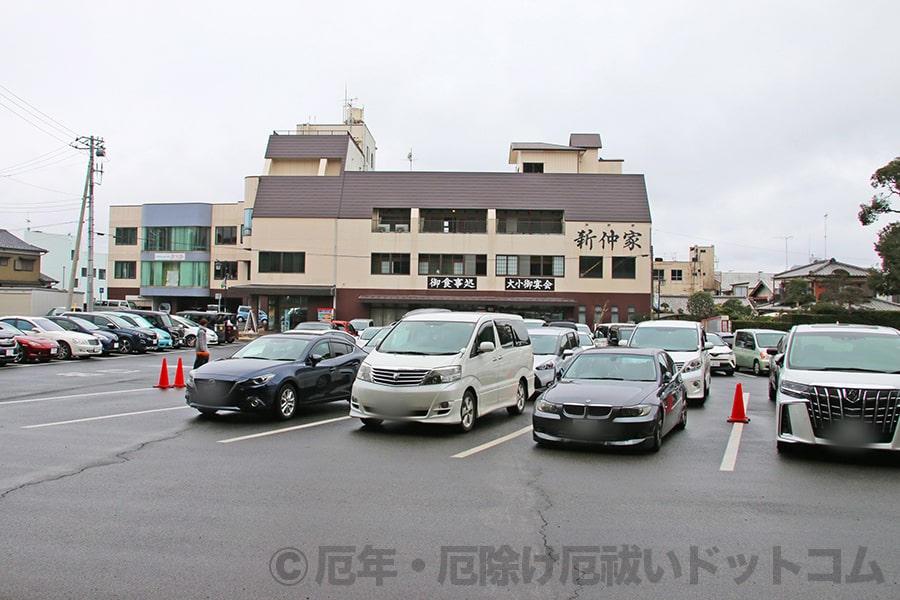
[532,348,687,452]
[47,315,120,355]
[185,331,367,419]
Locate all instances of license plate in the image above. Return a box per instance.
[50,348,58,354]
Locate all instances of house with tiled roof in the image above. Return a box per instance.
[0,229,72,314]
[773,258,871,302]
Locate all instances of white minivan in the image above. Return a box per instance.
[627,320,712,403]
[349,312,534,432]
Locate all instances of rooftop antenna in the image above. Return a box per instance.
[774,235,792,270]
[407,148,414,171]
[823,213,828,258]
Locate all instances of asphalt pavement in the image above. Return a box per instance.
[1,349,898,599]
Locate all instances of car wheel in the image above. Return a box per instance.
[459,391,476,433]
[184,334,196,348]
[644,414,663,452]
[752,361,762,376]
[118,338,133,353]
[676,402,687,430]
[57,341,72,360]
[360,418,383,428]
[272,384,297,420]
[724,368,734,376]
[14,351,24,364]
[507,380,527,416]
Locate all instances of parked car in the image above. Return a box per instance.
[523,318,547,330]
[772,323,900,452]
[46,315,120,355]
[292,321,334,331]
[177,311,238,343]
[546,320,578,331]
[350,311,534,432]
[119,309,185,347]
[104,312,173,350]
[599,323,636,347]
[68,312,157,353]
[533,347,687,451]
[577,332,597,351]
[348,318,375,334]
[627,320,711,403]
[360,325,392,353]
[767,336,786,401]
[330,320,359,336]
[0,316,102,359]
[733,328,786,375]
[0,322,58,362]
[529,326,582,396]
[706,332,735,376]
[169,314,219,347]
[185,331,368,420]
[717,332,735,348]
[0,326,21,365]
[356,325,384,347]
[236,305,268,326]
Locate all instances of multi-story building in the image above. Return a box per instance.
[23,230,108,301]
[0,229,74,314]
[108,107,652,330]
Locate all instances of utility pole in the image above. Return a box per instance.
[66,136,105,312]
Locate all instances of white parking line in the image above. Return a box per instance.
[0,387,152,406]
[452,425,533,458]
[217,416,352,444]
[22,406,189,429]
[719,392,749,472]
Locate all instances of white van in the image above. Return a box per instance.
[627,320,712,403]
[349,312,534,432]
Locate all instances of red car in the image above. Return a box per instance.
[330,320,358,336]
[0,322,59,363]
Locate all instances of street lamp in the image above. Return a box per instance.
[214,260,229,312]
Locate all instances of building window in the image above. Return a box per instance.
[627,306,636,322]
[371,253,410,275]
[98,269,106,280]
[259,252,305,273]
[496,255,564,277]
[579,256,603,278]
[652,269,665,281]
[81,267,88,277]
[418,254,486,276]
[0,257,7,266]
[610,306,619,323]
[612,256,636,279]
[214,261,237,279]
[670,269,683,281]
[14,258,35,272]
[114,261,136,279]
[373,208,411,232]
[141,261,210,287]
[523,162,544,173]
[215,226,237,245]
[143,226,210,252]
[496,210,564,234]
[115,227,137,245]
[420,209,487,234]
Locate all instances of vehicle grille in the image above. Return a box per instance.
[193,378,236,400]
[804,386,900,443]
[371,367,430,386]
[563,404,612,419]
[674,362,684,370]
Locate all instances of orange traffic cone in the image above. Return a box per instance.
[172,357,186,388]
[154,358,171,389]
[727,381,750,423]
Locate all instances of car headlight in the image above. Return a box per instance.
[422,365,461,385]
[780,379,812,399]
[357,363,373,382]
[242,373,275,386]
[682,358,702,373]
[535,359,556,371]
[535,397,560,414]
[617,405,653,418]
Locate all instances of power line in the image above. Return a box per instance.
[0,83,79,141]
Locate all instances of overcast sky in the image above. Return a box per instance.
[2,1,898,275]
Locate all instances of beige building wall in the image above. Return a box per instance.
[107,206,142,288]
[655,245,717,296]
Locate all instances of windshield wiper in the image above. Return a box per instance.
[386,351,429,355]
[819,366,889,373]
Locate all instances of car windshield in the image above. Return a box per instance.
[33,317,64,332]
[359,326,382,341]
[565,353,658,382]
[707,333,728,347]
[232,336,310,361]
[123,314,154,329]
[0,322,24,335]
[529,334,561,355]
[69,316,100,331]
[786,330,900,373]
[379,320,474,355]
[756,332,785,348]
[105,314,133,328]
[629,327,699,352]
[578,333,594,347]
[365,327,392,348]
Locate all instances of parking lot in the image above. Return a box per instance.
[2,345,898,599]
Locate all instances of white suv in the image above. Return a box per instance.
[627,320,711,403]
[773,323,900,452]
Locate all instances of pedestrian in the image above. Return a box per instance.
[194,318,210,369]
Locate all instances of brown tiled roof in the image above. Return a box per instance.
[264,134,352,160]
[568,134,602,148]
[252,172,650,222]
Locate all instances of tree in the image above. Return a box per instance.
[781,278,815,307]
[718,297,753,318]
[867,221,900,296]
[858,157,900,225]
[817,271,868,309]
[687,291,716,319]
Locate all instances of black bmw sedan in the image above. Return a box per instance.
[185,331,367,420]
[532,348,687,452]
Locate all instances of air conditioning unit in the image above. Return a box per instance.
[376,224,391,233]
[395,224,409,233]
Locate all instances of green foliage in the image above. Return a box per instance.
[732,310,900,331]
[868,221,900,296]
[858,157,900,225]
[781,278,815,306]
[816,272,869,309]
[687,291,716,319]
[718,298,753,318]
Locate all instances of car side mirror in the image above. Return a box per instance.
[562,349,574,358]
[618,339,629,347]
[478,341,495,354]
[703,342,713,350]
[307,353,323,365]
[661,372,672,384]
[766,347,778,356]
